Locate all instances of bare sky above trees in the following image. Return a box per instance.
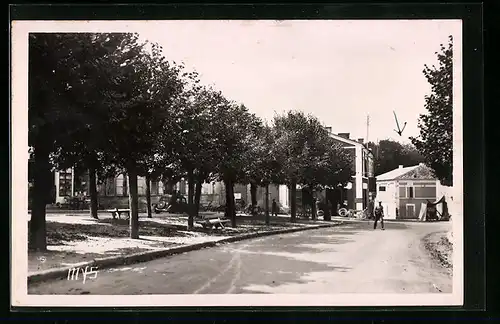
[135,20,461,144]
[17,20,461,144]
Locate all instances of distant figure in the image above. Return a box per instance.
[272,199,278,217]
[374,201,385,230]
[167,190,179,211]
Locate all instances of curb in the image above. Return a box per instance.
[28,222,342,284]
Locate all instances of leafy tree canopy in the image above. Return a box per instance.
[410,35,453,186]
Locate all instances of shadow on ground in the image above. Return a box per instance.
[38,219,188,245]
[32,215,332,246]
[234,252,352,294]
[247,232,355,254]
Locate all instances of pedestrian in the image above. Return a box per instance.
[272,199,278,217]
[374,201,385,230]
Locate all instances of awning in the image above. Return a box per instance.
[427,195,445,206]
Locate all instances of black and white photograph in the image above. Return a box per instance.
[11,19,463,307]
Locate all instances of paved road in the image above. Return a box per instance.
[28,221,452,295]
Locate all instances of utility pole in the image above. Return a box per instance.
[366,114,370,144]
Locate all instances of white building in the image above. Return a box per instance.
[375,163,440,220]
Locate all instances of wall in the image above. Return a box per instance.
[437,183,456,216]
[347,181,355,209]
[254,184,280,209]
[279,185,289,208]
[397,180,438,219]
[375,180,398,219]
[355,146,363,210]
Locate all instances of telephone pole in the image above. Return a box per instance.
[366,114,370,144]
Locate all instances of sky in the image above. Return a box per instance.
[132,20,460,144]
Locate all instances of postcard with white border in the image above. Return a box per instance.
[11,19,463,307]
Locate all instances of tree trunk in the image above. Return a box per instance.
[311,193,317,221]
[195,176,203,218]
[224,181,231,218]
[145,174,152,218]
[265,184,270,226]
[290,179,297,223]
[88,167,99,219]
[225,179,237,228]
[250,182,258,215]
[323,191,331,221]
[127,167,140,239]
[187,169,195,229]
[28,144,51,251]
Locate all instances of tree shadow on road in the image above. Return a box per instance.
[247,234,355,254]
[231,252,352,294]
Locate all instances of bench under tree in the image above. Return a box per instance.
[105,208,131,220]
[195,214,230,230]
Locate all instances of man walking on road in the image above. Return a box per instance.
[374,201,385,230]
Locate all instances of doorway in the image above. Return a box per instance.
[406,204,416,219]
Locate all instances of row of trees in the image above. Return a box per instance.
[29,33,354,251]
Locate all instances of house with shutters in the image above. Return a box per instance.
[375,163,440,220]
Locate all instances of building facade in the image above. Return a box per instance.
[328,132,375,211]
[375,163,439,220]
[259,131,376,213]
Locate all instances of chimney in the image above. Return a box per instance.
[338,132,350,139]
[398,165,404,169]
[325,126,332,133]
[357,138,364,144]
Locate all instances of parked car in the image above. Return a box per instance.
[153,194,189,214]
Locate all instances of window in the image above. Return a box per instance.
[105,178,116,196]
[399,186,407,198]
[59,169,72,197]
[137,178,146,196]
[415,186,436,198]
[408,187,414,198]
[116,176,124,196]
[151,181,159,196]
[379,186,386,192]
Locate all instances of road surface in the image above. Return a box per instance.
[28,221,452,295]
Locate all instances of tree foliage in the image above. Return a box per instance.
[28,33,135,249]
[29,31,380,251]
[367,140,425,176]
[272,111,354,221]
[212,102,263,227]
[410,35,453,186]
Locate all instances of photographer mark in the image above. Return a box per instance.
[67,266,99,284]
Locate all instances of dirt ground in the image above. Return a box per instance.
[422,230,453,275]
[28,213,326,274]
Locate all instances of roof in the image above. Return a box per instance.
[376,163,436,181]
[329,133,364,147]
[329,133,374,157]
